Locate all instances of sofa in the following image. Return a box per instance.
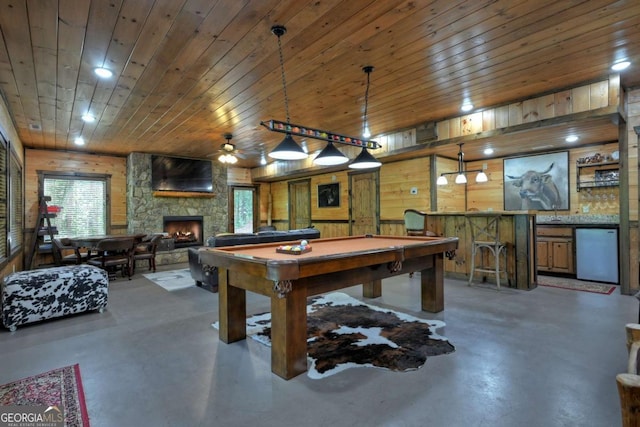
[188,227,321,292]
[2,265,109,332]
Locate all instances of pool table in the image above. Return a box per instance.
[198,234,458,379]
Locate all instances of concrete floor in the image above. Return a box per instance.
[0,263,636,427]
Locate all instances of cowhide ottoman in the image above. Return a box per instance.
[1,265,109,332]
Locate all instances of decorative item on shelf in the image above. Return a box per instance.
[262,27,381,167]
[46,205,62,213]
[436,143,488,185]
[579,153,606,164]
[267,25,308,161]
[595,169,620,187]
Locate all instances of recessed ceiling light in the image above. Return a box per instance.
[611,61,631,71]
[82,113,95,122]
[74,137,85,146]
[483,148,494,155]
[565,135,579,143]
[461,102,474,112]
[94,67,113,78]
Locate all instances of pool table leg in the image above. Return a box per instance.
[363,279,382,298]
[270,284,308,380]
[218,267,247,343]
[421,253,444,312]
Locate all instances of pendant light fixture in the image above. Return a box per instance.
[313,141,349,165]
[436,143,488,185]
[268,25,308,161]
[349,66,381,169]
[261,30,383,166]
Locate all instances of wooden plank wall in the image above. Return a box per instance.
[253,79,613,183]
[266,141,621,240]
[435,81,610,139]
[627,89,640,222]
[258,182,271,228]
[310,172,350,238]
[466,142,620,214]
[270,180,289,229]
[226,167,252,185]
[424,213,535,290]
[626,88,640,292]
[23,149,128,233]
[435,156,466,212]
[380,157,431,219]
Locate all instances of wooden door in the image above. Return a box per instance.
[229,186,257,233]
[349,171,379,235]
[289,179,311,230]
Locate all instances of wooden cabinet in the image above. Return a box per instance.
[537,226,574,274]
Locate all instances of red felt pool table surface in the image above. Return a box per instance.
[198,234,458,379]
[214,235,445,259]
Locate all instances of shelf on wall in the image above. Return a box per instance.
[577,181,620,189]
[152,191,216,198]
[576,161,619,169]
[576,160,619,192]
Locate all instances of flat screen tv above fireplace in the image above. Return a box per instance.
[151,155,213,193]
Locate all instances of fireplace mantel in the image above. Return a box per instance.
[153,191,216,198]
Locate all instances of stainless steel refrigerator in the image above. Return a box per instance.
[575,228,619,284]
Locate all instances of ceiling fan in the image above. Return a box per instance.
[212,133,244,164]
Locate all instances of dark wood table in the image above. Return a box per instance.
[67,233,147,249]
[198,234,458,380]
[67,233,148,265]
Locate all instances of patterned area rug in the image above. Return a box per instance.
[213,292,455,379]
[0,364,90,426]
[143,268,195,291]
[538,275,616,294]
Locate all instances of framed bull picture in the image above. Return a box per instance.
[503,151,569,211]
[318,182,340,207]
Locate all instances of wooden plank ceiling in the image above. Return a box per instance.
[0,0,638,168]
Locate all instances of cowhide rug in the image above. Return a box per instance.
[214,292,455,379]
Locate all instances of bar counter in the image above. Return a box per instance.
[424,211,537,290]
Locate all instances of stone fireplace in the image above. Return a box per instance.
[126,152,229,264]
[163,216,203,248]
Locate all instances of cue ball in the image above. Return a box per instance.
[300,240,308,246]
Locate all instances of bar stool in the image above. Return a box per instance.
[467,214,509,290]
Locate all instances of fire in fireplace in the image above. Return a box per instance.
[163,216,204,248]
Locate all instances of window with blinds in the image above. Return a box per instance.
[9,151,22,254]
[0,137,6,260]
[43,176,107,237]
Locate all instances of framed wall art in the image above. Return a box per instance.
[317,183,340,208]
[503,151,569,211]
